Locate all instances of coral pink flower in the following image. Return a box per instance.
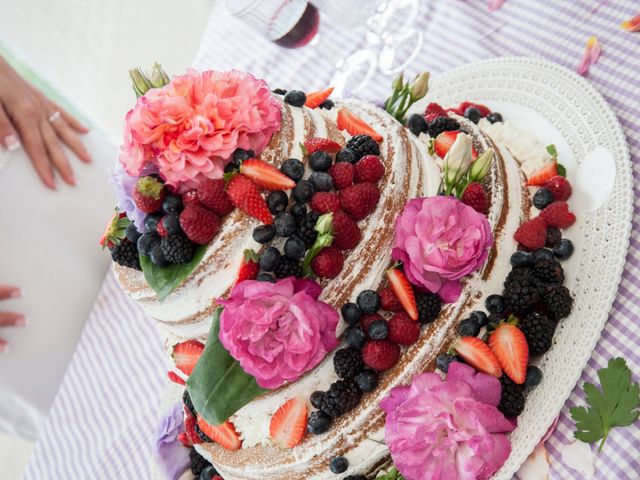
[217,278,339,390]
[380,362,514,480]
[119,69,281,189]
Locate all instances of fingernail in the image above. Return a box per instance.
[3,134,20,151]
[10,288,22,299]
[14,316,27,327]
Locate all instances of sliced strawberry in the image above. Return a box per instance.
[197,417,242,451]
[269,397,308,448]
[448,101,491,117]
[526,160,558,186]
[489,324,529,384]
[454,336,502,378]
[433,130,478,159]
[387,268,418,321]
[305,87,334,108]
[184,410,202,445]
[303,137,342,154]
[177,431,191,447]
[226,174,273,225]
[234,249,259,286]
[167,370,186,385]
[337,108,383,142]
[172,340,204,376]
[240,158,296,191]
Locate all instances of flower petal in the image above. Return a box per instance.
[577,36,601,76]
[488,0,506,12]
[621,14,640,32]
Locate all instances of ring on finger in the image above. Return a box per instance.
[48,111,61,123]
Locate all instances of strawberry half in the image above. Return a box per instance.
[434,130,479,159]
[226,174,273,224]
[269,397,308,448]
[172,340,204,376]
[197,417,242,451]
[305,87,334,108]
[183,411,201,445]
[239,158,296,191]
[454,336,502,377]
[337,108,383,142]
[387,268,418,321]
[526,160,558,186]
[489,324,529,384]
[167,371,186,385]
[303,137,342,154]
[234,249,259,286]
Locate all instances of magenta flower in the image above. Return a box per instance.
[380,362,514,480]
[218,278,339,390]
[392,196,493,302]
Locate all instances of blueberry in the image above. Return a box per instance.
[310,391,325,409]
[162,194,183,214]
[368,319,388,340]
[344,326,366,349]
[487,112,503,124]
[458,318,480,337]
[284,236,306,260]
[256,272,275,283]
[355,369,378,392]
[137,233,160,257]
[553,238,574,260]
[510,251,534,268]
[357,290,381,314]
[274,212,298,237]
[469,310,489,327]
[290,202,307,219]
[284,90,306,107]
[341,302,362,325]
[407,113,428,136]
[149,244,169,267]
[464,107,481,124]
[545,226,562,249]
[525,365,543,389]
[281,158,305,181]
[233,148,255,163]
[336,148,357,164]
[488,312,505,326]
[309,171,333,192]
[163,214,182,235]
[224,161,239,174]
[319,99,334,110]
[533,187,554,210]
[199,465,218,480]
[126,222,141,243]
[330,456,349,474]
[253,225,276,244]
[436,353,458,373]
[266,190,289,214]
[485,294,505,314]
[307,410,332,434]
[292,180,315,202]
[309,151,332,171]
[272,88,287,95]
[259,247,281,272]
[533,248,555,262]
[144,212,163,232]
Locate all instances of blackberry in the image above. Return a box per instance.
[110,240,141,270]
[543,285,573,320]
[275,257,302,279]
[416,291,442,323]
[503,277,541,314]
[161,233,195,264]
[532,258,564,284]
[333,347,363,379]
[426,116,460,138]
[190,448,212,477]
[346,134,380,160]
[504,268,542,292]
[194,422,212,443]
[183,390,196,417]
[307,410,332,434]
[319,379,361,418]
[297,212,320,247]
[498,376,525,417]
[520,311,556,355]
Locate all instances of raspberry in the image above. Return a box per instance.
[329,162,354,190]
[388,312,420,345]
[424,102,447,123]
[311,246,344,279]
[196,179,234,216]
[360,314,384,335]
[332,210,361,250]
[354,155,385,184]
[183,190,199,207]
[361,340,401,372]
[339,183,380,221]
[179,204,221,245]
[461,182,489,214]
[514,216,547,250]
[310,192,340,214]
[544,175,572,201]
[540,201,576,229]
[379,287,402,312]
[156,218,168,237]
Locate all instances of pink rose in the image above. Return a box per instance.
[392,196,493,302]
[217,278,339,390]
[380,362,514,480]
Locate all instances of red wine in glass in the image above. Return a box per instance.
[272,3,320,48]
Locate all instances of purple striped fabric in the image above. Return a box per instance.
[24,1,640,479]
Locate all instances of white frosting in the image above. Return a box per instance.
[232,409,273,448]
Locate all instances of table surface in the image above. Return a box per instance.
[23,1,640,479]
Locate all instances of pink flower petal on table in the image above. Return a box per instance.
[517,444,550,480]
[621,14,640,32]
[577,36,601,76]
[488,0,506,11]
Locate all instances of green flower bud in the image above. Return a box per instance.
[410,71,430,100]
[149,62,170,88]
[469,149,494,182]
[129,68,153,98]
[391,72,404,93]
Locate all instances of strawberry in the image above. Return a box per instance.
[489,324,529,384]
[99,211,129,248]
[196,417,242,451]
[388,312,421,345]
[269,397,308,448]
[328,162,354,190]
[239,158,296,191]
[379,287,402,312]
[234,249,259,285]
[179,204,221,245]
[177,431,191,447]
[182,189,199,207]
[461,182,489,214]
[424,102,448,123]
[339,183,380,221]
[514,216,547,250]
[303,137,342,154]
[544,175,572,201]
[226,174,273,224]
[310,192,341,214]
[172,340,204,376]
[448,101,491,117]
[526,160,558,186]
[183,412,202,445]
[337,108,383,142]
[434,130,478,159]
[331,210,361,250]
[387,268,419,321]
[305,87,334,109]
[197,179,235,216]
[362,340,401,372]
[354,155,385,184]
[361,314,384,335]
[540,201,576,229]
[133,176,166,213]
[167,371,186,385]
[311,246,344,279]
[454,336,502,377]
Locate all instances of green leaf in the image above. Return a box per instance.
[139,245,207,301]
[557,163,567,177]
[187,308,268,425]
[570,357,640,451]
[546,144,558,158]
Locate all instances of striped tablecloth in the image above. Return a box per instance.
[24,1,640,479]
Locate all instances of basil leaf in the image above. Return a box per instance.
[546,144,558,158]
[187,308,268,425]
[139,245,207,301]
[557,163,567,177]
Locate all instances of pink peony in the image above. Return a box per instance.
[392,196,493,302]
[380,362,514,480]
[119,69,281,189]
[217,278,339,390]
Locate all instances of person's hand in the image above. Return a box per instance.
[0,55,91,189]
[0,284,25,353]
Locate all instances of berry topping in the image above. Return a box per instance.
[356,290,381,314]
[196,417,242,451]
[336,148,357,164]
[333,347,363,379]
[179,204,221,245]
[144,212,163,232]
[190,448,212,475]
[368,319,389,340]
[280,158,305,181]
[167,371,186,386]
[514,216,548,250]
[161,233,196,264]
[162,194,184,214]
[457,318,480,337]
[387,268,419,320]
[498,377,525,417]
[533,187,554,210]
[543,284,574,320]
[379,287,402,312]
[533,248,556,262]
[253,224,276,244]
[345,134,381,161]
[407,113,428,136]
[149,243,169,267]
[526,160,558,186]
[274,212,298,237]
[355,369,378,392]
[196,179,234,216]
[311,192,340,214]
[240,158,296,191]
[461,182,489,214]
[226,174,273,224]
[233,148,255,163]
[310,391,324,409]
[162,214,182,235]
[156,218,169,238]
[486,112,503,124]
[133,176,166,213]
[275,257,302,279]
[436,353,458,373]
[415,291,442,324]
[125,222,142,244]
[331,210,361,250]
[544,175,572,201]
[269,397,308,448]
[307,410,332,435]
[520,311,556,356]
[110,239,141,270]
[341,302,362,326]
[297,211,320,247]
[449,101,491,117]
[388,312,420,345]
[510,251,535,268]
[344,326,366,349]
[183,189,199,207]
[354,155,385,184]
[485,294,506,314]
[489,324,529,384]
[532,257,564,284]
[545,226,562,248]
[360,313,384,334]
[503,276,541,314]
[329,162,354,190]
[303,137,341,154]
[424,102,448,123]
[234,250,259,285]
[309,150,333,171]
[470,310,489,327]
[311,246,344,278]
[553,238,574,260]
[284,236,306,260]
[339,183,380,220]
[433,130,478,159]
[540,201,576,229]
[172,340,204,376]
[338,110,383,143]
[259,247,282,272]
[309,171,334,192]
[319,99,334,110]
[362,340,401,372]
[292,179,315,203]
[284,90,306,107]
[427,116,460,139]
[453,336,502,377]
[290,202,307,219]
[266,190,289,215]
[319,379,361,417]
[330,456,349,474]
[525,365,543,389]
[304,87,334,109]
[464,106,481,124]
